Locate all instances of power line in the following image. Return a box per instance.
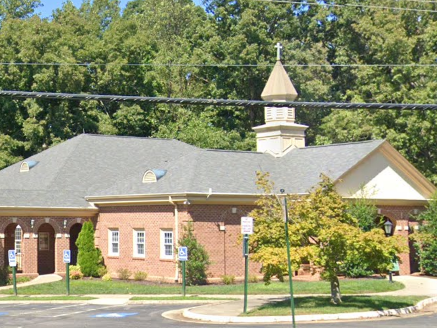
[1,62,437,68]
[256,0,437,13]
[0,90,436,110]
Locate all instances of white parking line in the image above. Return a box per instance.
[52,305,118,318]
[10,303,87,316]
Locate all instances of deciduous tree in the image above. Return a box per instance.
[250,172,405,304]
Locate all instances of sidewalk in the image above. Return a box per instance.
[1,274,437,323]
[182,275,437,323]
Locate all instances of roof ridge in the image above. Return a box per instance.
[80,133,176,142]
[303,139,385,150]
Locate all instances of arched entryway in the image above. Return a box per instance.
[69,223,82,266]
[4,224,23,272]
[37,223,55,274]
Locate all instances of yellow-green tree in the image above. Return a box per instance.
[250,172,405,304]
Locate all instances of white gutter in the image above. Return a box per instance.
[169,196,179,282]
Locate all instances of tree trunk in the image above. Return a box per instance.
[330,276,342,304]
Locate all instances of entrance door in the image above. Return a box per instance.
[37,224,55,274]
[69,224,82,266]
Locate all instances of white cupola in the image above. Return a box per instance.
[253,43,308,157]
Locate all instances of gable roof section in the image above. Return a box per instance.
[0,135,432,209]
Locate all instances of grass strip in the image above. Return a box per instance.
[0,296,96,301]
[244,296,427,316]
[130,296,238,301]
[0,279,404,295]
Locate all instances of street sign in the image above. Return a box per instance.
[63,250,71,264]
[178,246,188,261]
[8,250,16,267]
[241,217,254,235]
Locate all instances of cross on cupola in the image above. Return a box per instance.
[275,42,283,61]
[253,42,308,157]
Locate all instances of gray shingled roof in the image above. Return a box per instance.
[0,134,384,208]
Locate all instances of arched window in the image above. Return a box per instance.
[15,225,22,254]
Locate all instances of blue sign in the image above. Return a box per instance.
[92,313,138,318]
[178,246,188,261]
[63,250,71,264]
[8,250,16,267]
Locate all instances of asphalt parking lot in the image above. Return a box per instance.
[1,303,437,328]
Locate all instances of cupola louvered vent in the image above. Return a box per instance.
[20,160,39,173]
[142,169,167,184]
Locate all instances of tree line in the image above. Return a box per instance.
[0,0,436,183]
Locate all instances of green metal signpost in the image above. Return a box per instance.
[179,247,188,297]
[241,216,254,314]
[8,250,17,296]
[281,189,297,328]
[63,250,71,295]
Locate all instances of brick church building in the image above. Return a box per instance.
[0,51,434,280]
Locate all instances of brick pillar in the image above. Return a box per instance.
[55,234,70,274]
[22,234,38,274]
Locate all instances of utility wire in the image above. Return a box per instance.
[1,62,437,68]
[0,90,436,110]
[256,0,437,13]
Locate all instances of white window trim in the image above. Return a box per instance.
[133,229,146,258]
[108,229,119,256]
[160,229,173,260]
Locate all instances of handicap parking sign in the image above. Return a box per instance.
[63,250,71,264]
[8,250,16,267]
[178,247,188,261]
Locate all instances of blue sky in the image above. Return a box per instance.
[37,0,204,18]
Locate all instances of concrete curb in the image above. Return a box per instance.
[182,296,437,323]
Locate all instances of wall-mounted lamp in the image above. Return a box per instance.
[413,209,419,215]
[63,219,68,229]
[30,219,35,229]
[183,200,191,205]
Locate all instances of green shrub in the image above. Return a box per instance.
[97,266,108,277]
[117,268,131,280]
[70,270,84,280]
[102,273,112,281]
[178,222,211,285]
[221,275,235,285]
[249,274,259,283]
[69,265,84,280]
[134,271,148,281]
[76,221,105,277]
[0,266,10,286]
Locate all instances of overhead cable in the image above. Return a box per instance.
[0,90,436,110]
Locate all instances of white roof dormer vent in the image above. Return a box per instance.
[20,160,39,173]
[142,169,167,184]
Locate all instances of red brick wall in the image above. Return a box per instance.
[378,205,425,275]
[187,205,260,279]
[96,204,260,281]
[0,216,91,275]
[97,205,179,281]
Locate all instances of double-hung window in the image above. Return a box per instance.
[160,229,173,259]
[133,229,145,258]
[108,229,119,256]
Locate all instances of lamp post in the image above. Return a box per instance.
[384,220,394,283]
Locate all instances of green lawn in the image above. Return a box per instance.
[0,278,404,295]
[245,296,427,316]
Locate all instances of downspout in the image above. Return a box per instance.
[169,196,179,282]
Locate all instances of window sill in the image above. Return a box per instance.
[132,256,146,260]
[160,258,174,262]
[107,255,119,259]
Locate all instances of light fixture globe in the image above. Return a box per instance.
[384,220,393,237]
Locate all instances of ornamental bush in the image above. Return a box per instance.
[178,222,210,285]
[76,221,105,277]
